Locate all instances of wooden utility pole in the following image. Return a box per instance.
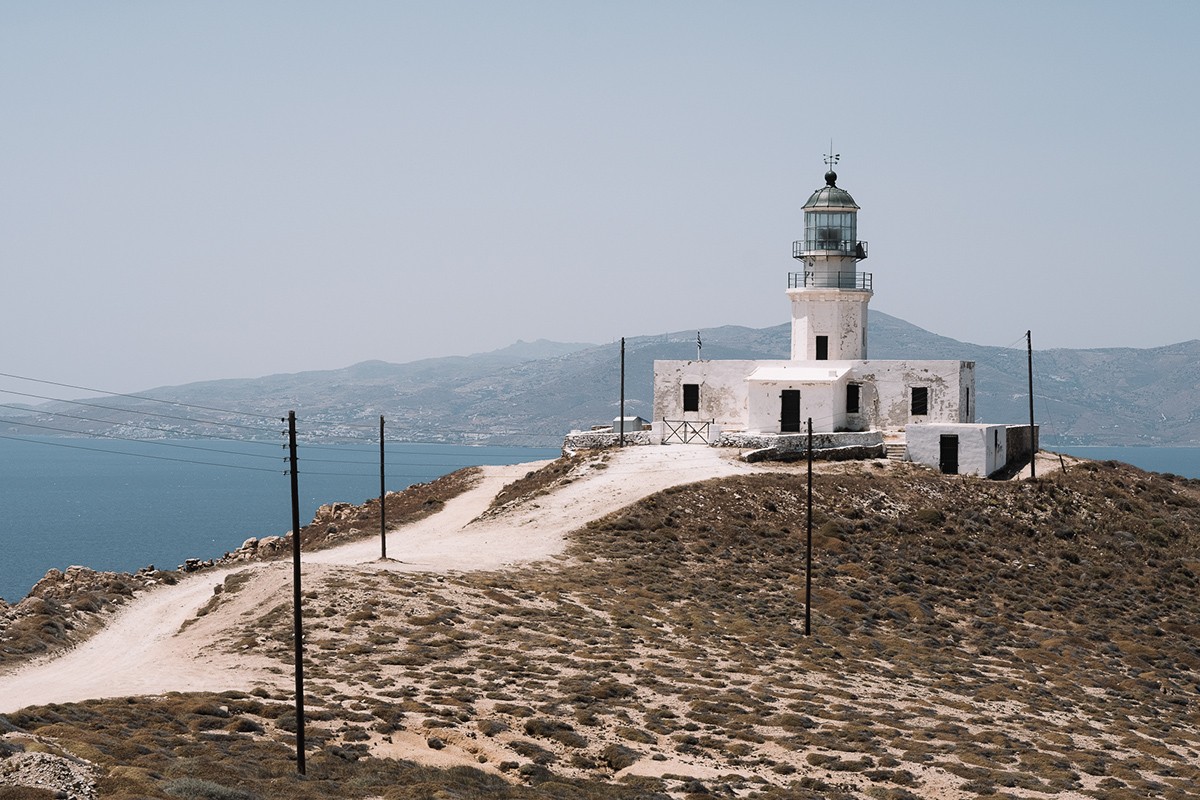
[805,416,813,636]
[619,337,626,447]
[1027,330,1036,480]
[379,415,386,560]
[286,411,306,775]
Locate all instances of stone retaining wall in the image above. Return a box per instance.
[562,429,886,462]
[562,430,652,454]
[719,431,884,462]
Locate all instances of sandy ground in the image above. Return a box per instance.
[0,446,755,714]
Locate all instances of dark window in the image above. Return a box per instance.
[815,336,829,360]
[683,383,699,412]
[911,386,929,416]
[846,383,860,414]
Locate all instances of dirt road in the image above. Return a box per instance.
[0,446,752,713]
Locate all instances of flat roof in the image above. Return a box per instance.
[748,365,851,383]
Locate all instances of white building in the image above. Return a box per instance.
[651,166,1022,476]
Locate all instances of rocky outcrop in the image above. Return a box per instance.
[0,746,98,800]
[0,565,176,667]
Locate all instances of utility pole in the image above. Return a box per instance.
[805,417,813,636]
[379,415,386,560]
[619,337,626,447]
[286,411,306,775]
[1027,330,1036,481]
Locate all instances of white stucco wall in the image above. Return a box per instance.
[906,423,1007,477]
[787,288,871,361]
[746,365,851,433]
[653,360,788,427]
[655,358,975,436]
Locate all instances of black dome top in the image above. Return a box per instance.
[803,170,859,210]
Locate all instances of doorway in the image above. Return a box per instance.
[781,390,801,433]
[939,434,959,475]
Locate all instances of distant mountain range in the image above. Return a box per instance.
[4,312,1198,447]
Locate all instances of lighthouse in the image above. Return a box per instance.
[650,154,977,458]
[787,164,871,361]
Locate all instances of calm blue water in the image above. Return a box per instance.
[1054,446,1200,480]
[0,437,558,602]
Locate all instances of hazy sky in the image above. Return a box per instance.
[4,1,1197,393]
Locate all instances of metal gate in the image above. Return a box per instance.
[663,420,713,444]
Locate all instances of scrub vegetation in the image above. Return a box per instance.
[3,457,1200,799]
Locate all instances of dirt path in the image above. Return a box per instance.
[0,446,752,714]
[0,560,256,712]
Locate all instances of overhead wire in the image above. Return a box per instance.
[1,382,566,448]
[0,416,288,462]
[0,433,284,473]
[0,370,280,421]
[0,387,280,436]
[0,402,283,449]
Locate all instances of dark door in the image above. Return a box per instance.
[781,390,801,433]
[939,434,959,475]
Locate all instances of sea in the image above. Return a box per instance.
[0,436,559,603]
[1054,446,1200,480]
[2,438,1197,603]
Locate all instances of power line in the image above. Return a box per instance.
[0,386,567,446]
[0,433,285,473]
[0,417,289,462]
[0,370,280,421]
[0,426,555,479]
[0,402,282,449]
[0,387,279,435]
[1,369,585,450]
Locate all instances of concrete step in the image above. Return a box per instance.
[885,442,908,461]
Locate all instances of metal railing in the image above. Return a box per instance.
[787,271,873,290]
[792,239,868,260]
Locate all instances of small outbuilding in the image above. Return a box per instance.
[613,416,650,435]
[905,423,1007,477]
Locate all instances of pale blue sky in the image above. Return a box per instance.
[3,1,1197,393]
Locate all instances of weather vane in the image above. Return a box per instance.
[824,139,840,168]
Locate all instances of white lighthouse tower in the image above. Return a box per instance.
[651,154,979,461]
[787,159,871,361]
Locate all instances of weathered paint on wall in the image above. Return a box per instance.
[787,288,871,360]
[652,359,779,427]
[654,358,976,434]
[854,360,975,429]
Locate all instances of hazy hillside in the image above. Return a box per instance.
[4,313,1198,446]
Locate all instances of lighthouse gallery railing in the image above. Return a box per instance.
[787,271,873,290]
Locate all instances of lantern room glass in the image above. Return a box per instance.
[804,211,857,253]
